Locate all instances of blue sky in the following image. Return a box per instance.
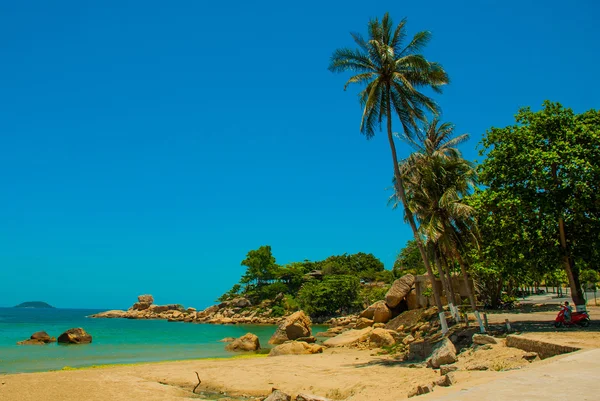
[1,1,598,309]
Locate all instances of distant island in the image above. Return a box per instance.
[14,301,54,309]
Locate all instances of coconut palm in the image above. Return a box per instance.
[329,13,450,330]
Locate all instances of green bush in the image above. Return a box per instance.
[271,306,285,317]
[297,276,361,317]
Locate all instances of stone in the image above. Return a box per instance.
[522,352,540,362]
[138,294,154,304]
[373,323,386,329]
[440,365,458,375]
[403,334,416,345]
[296,336,317,343]
[406,291,419,310]
[359,300,385,320]
[264,389,291,401]
[17,339,48,345]
[268,341,324,356]
[466,364,489,371]
[373,302,392,324]
[230,298,252,308]
[203,305,220,315]
[132,302,151,311]
[57,328,92,344]
[323,327,373,347]
[354,317,374,329]
[186,307,196,313]
[296,394,333,401]
[369,328,396,347]
[479,344,493,350]
[472,334,498,345]
[218,337,237,343]
[30,331,56,343]
[436,373,455,387]
[269,311,312,345]
[225,333,260,352]
[427,338,457,368]
[385,274,415,308]
[90,310,127,318]
[408,383,434,398]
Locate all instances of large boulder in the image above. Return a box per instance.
[268,341,324,357]
[57,328,93,344]
[427,338,457,368]
[369,328,396,347]
[385,274,415,308]
[269,311,312,345]
[373,302,392,323]
[323,327,373,348]
[225,333,260,352]
[138,294,154,304]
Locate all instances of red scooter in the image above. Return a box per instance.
[554,307,591,328]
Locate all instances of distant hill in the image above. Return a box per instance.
[14,301,54,309]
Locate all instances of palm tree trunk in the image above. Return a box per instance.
[385,86,447,333]
[433,244,457,321]
[455,252,485,332]
[440,250,459,321]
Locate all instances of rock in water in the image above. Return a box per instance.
[17,331,56,345]
[268,341,324,356]
[385,274,415,308]
[225,333,260,352]
[264,389,291,401]
[268,311,312,345]
[57,328,92,344]
[137,294,154,304]
[472,334,498,345]
[427,338,457,368]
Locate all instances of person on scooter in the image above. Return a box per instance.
[562,301,573,323]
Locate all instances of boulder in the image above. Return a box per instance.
[186,307,196,313]
[17,339,48,345]
[403,334,415,345]
[472,334,498,345]
[17,331,56,345]
[203,305,220,315]
[385,274,415,308]
[138,294,154,304]
[354,317,374,329]
[369,328,396,347]
[522,352,540,362]
[132,302,151,311]
[264,389,291,401]
[268,341,324,357]
[406,291,419,310]
[436,373,455,387]
[427,338,457,368]
[323,327,373,348]
[230,298,252,308]
[225,333,260,352]
[408,383,434,398]
[269,311,312,345]
[296,394,333,401]
[218,337,237,343]
[440,365,458,375]
[90,310,127,318]
[296,336,317,343]
[57,328,92,344]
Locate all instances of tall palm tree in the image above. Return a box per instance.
[329,13,450,330]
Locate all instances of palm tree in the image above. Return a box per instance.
[329,13,450,330]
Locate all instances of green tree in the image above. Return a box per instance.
[478,101,600,310]
[297,275,361,317]
[240,245,278,286]
[394,240,426,276]
[329,13,449,326]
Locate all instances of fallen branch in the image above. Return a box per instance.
[193,371,201,393]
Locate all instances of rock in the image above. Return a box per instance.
[385,274,415,308]
[472,334,498,345]
[359,300,385,320]
[369,328,396,347]
[427,338,457,368]
[264,389,291,401]
[323,327,373,348]
[17,339,48,345]
[373,323,386,329]
[186,307,196,313]
[440,365,458,375]
[478,344,493,350]
[57,328,92,344]
[373,302,392,324]
[269,341,324,356]
[132,302,151,310]
[138,294,154,304]
[354,317,374,329]
[436,373,455,387]
[203,305,220,315]
[408,383,434,398]
[296,394,333,401]
[225,333,260,352]
[230,297,252,308]
[269,311,312,345]
[467,364,489,371]
[522,352,540,362]
[403,334,415,345]
[90,310,127,318]
[218,337,237,343]
[31,331,56,343]
[296,336,317,343]
[406,291,419,310]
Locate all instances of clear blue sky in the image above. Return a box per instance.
[1,1,598,309]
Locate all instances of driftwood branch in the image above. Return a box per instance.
[193,371,201,393]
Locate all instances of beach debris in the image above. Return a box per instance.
[426,338,457,368]
[264,389,291,401]
[268,311,312,345]
[192,371,201,394]
[472,334,498,345]
[17,331,56,345]
[57,328,92,344]
[225,333,261,352]
[268,341,324,356]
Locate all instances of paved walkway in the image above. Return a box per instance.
[426,349,600,400]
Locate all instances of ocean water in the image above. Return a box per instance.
[0,308,312,374]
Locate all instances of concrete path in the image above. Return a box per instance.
[426,349,600,400]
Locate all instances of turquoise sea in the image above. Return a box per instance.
[0,308,306,374]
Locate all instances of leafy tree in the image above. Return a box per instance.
[394,240,426,276]
[240,245,278,286]
[297,276,361,317]
[329,13,449,318]
[478,101,600,309]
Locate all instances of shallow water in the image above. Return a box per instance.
[0,308,322,374]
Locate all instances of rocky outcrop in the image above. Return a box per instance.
[323,327,373,347]
[17,331,57,345]
[57,328,92,344]
[269,311,312,345]
[268,341,324,356]
[225,333,260,352]
[427,338,457,368]
[385,274,415,308]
